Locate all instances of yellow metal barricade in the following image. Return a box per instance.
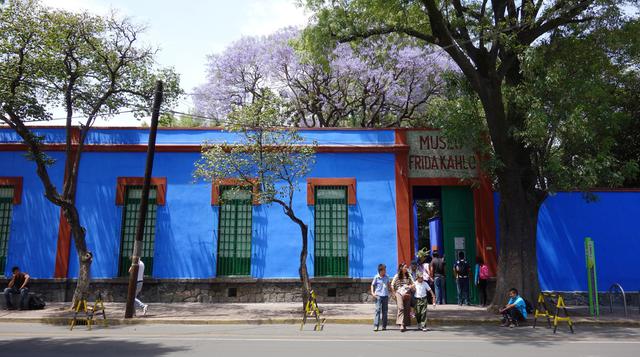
[533,292,553,328]
[533,292,574,334]
[300,290,325,331]
[70,293,108,331]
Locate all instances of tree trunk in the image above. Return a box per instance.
[297,221,312,309]
[281,207,312,310]
[490,175,542,307]
[475,78,546,308]
[63,205,93,308]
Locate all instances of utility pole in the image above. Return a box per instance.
[124,80,163,318]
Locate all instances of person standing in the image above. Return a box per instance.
[476,256,491,307]
[371,263,391,331]
[3,266,30,310]
[454,251,471,306]
[414,273,436,331]
[391,263,414,332]
[430,251,446,304]
[129,259,148,316]
[418,252,435,304]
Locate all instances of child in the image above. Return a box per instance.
[371,263,391,331]
[414,273,436,331]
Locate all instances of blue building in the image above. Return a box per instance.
[0,127,638,302]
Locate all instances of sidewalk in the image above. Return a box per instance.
[0,302,638,327]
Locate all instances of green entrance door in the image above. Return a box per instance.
[441,186,478,304]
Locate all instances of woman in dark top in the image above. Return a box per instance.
[391,263,414,331]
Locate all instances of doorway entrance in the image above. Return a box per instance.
[412,185,478,304]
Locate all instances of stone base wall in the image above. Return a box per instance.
[0,278,375,304]
[3,278,635,307]
[553,291,640,308]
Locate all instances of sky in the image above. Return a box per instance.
[39,0,310,126]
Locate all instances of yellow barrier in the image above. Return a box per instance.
[70,293,108,331]
[300,290,325,331]
[533,292,574,334]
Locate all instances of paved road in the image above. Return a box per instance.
[0,323,638,357]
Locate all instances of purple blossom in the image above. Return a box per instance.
[194,27,455,127]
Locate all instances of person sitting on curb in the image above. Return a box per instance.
[499,288,527,327]
[3,266,30,310]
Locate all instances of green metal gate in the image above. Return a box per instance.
[0,186,14,273]
[314,186,348,277]
[217,186,252,276]
[119,186,157,277]
[441,186,478,304]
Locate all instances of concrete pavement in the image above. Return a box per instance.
[0,323,639,357]
[1,302,638,327]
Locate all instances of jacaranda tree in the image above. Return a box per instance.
[194,27,453,127]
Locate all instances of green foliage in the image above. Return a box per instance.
[194,94,316,207]
[515,21,640,189]
[303,0,640,191]
[0,0,182,126]
[158,112,203,128]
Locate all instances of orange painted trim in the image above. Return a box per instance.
[0,177,23,204]
[211,178,260,205]
[116,177,167,205]
[394,131,413,265]
[54,127,81,279]
[306,178,357,205]
[54,216,71,278]
[472,175,498,276]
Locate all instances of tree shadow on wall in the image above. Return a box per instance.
[251,205,268,278]
[0,337,189,357]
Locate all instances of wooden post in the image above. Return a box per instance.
[124,80,163,318]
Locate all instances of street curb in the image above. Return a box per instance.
[0,317,638,327]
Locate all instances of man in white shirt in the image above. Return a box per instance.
[129,259,148,316]
[414,273,436,331]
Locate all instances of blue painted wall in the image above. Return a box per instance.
[69,152,216,278]
[495,192,640,292]
[85,128,396,146]
[7,127,637,290]
[67,151,397,279]
[0,151,65,278]
[537,192,640,292]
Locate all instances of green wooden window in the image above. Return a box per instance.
[119,186,157,277]
[0,186,14,273]
[314,186,348,277]
[217,186,253,276]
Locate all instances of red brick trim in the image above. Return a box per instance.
[306,178,356,205]
[211,178,260,205]
[116,177,167,205]
[0,177,23,204]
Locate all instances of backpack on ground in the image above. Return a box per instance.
[455,260,469,277]
[28,294,46,310]
[524,298,534,314]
